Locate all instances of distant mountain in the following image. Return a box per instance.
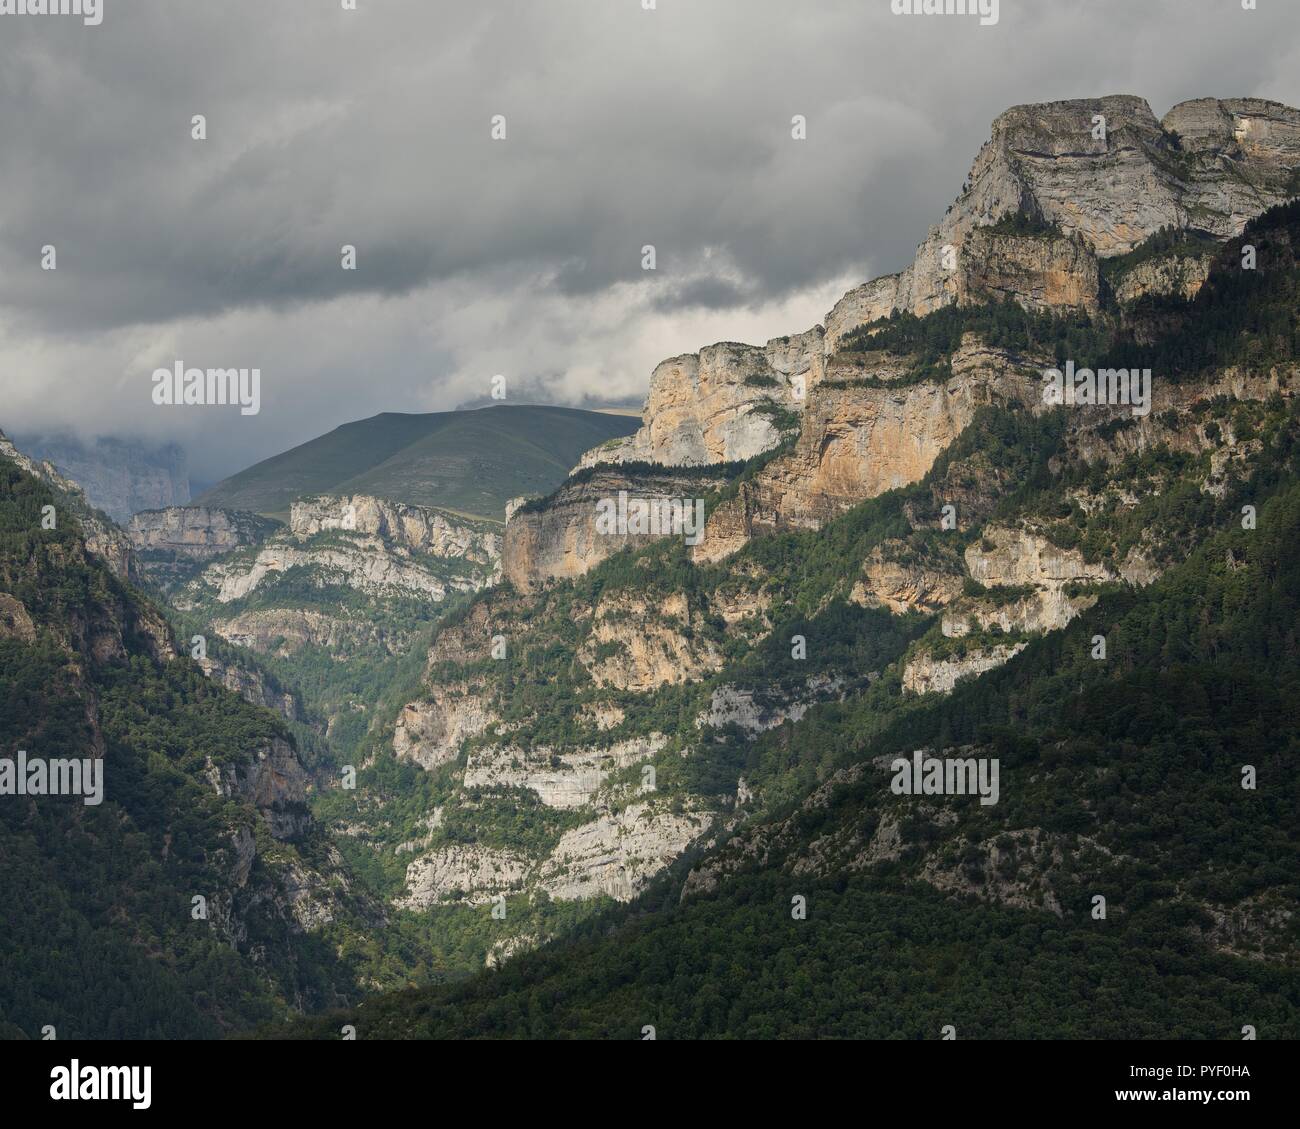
[14,433,190,525]
[196,405,641,521]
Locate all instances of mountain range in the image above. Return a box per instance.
[3,93,1299,1040]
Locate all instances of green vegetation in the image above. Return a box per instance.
[0,463,362,1038]
[1100,224,1218,286]
[12,200,1300,1043]
[265,436,1300,1040]
[837,299,1111,378]
[1111,201,1300,374]
[983,212,1068,240]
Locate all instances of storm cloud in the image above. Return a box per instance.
[1,0,1297,481]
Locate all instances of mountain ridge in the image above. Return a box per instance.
[196,404,640,522]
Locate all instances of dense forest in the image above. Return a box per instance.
[0,464,364,1037]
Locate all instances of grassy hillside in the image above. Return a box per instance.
[196,405,640,520]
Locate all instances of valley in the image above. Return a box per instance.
[4,93,1300,1039]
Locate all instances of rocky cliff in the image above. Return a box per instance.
[291,494,500,565]
[582,336,816,470]
[128,505,280,590]
[694,338,1044,563]
[502,466,731,592]
[352,100,1300,979]
[575,95,1300,489]
[179,493,498,615]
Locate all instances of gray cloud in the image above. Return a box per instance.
[1,0,1298,481]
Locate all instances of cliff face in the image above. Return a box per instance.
[164,493,504,747]
[572,95,1300,488]
[207,737,313,843]
[502,467,727,592]
[901,643,1029,696]
[1109,250,1215,306]
[128,506,279,590]
[581,336,814,470]
[393,687,496,772]
[197,650,301,721]
[695,339,1043,563]
[291,494,499,565]
[507,93,1300,596]
[958,228,1101,313]
[834,96,1300,334]
[179,493,498,615]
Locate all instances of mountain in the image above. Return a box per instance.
[277,202,1300,1039]
[0,443,381,1038]
[14,433,191,525]
[8,92,1300,1041]
[256,95,1300,1034]
[159,494,502,759]
[196,405,641,522]
[0,431,138,583]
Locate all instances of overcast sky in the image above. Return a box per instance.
[2,0,1299,482]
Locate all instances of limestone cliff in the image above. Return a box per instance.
[129,505,279,590]
[582,335,816,470]
[694,338,1043,563]
[502,466,729,592]
[576,95,1300,484]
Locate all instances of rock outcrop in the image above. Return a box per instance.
[572,95,1300,494]
[538,801,711,902]
[1109,250,1214,305]
[694,338,1042,563]
[902,643,1030,696]
[582,335,816,470]
[398,845,530,909]
[502,467,726,593]
[179,494,497,610]
[207,738,313,842]
[464,735,667,809]
[393,687,497,772]
[578,591,724,692]
[128,506,278,589]
[291,494,499,565]
[825,96,1300,346]
[197,650,301,721]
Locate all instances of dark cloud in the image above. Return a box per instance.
[0,0,1297,481]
